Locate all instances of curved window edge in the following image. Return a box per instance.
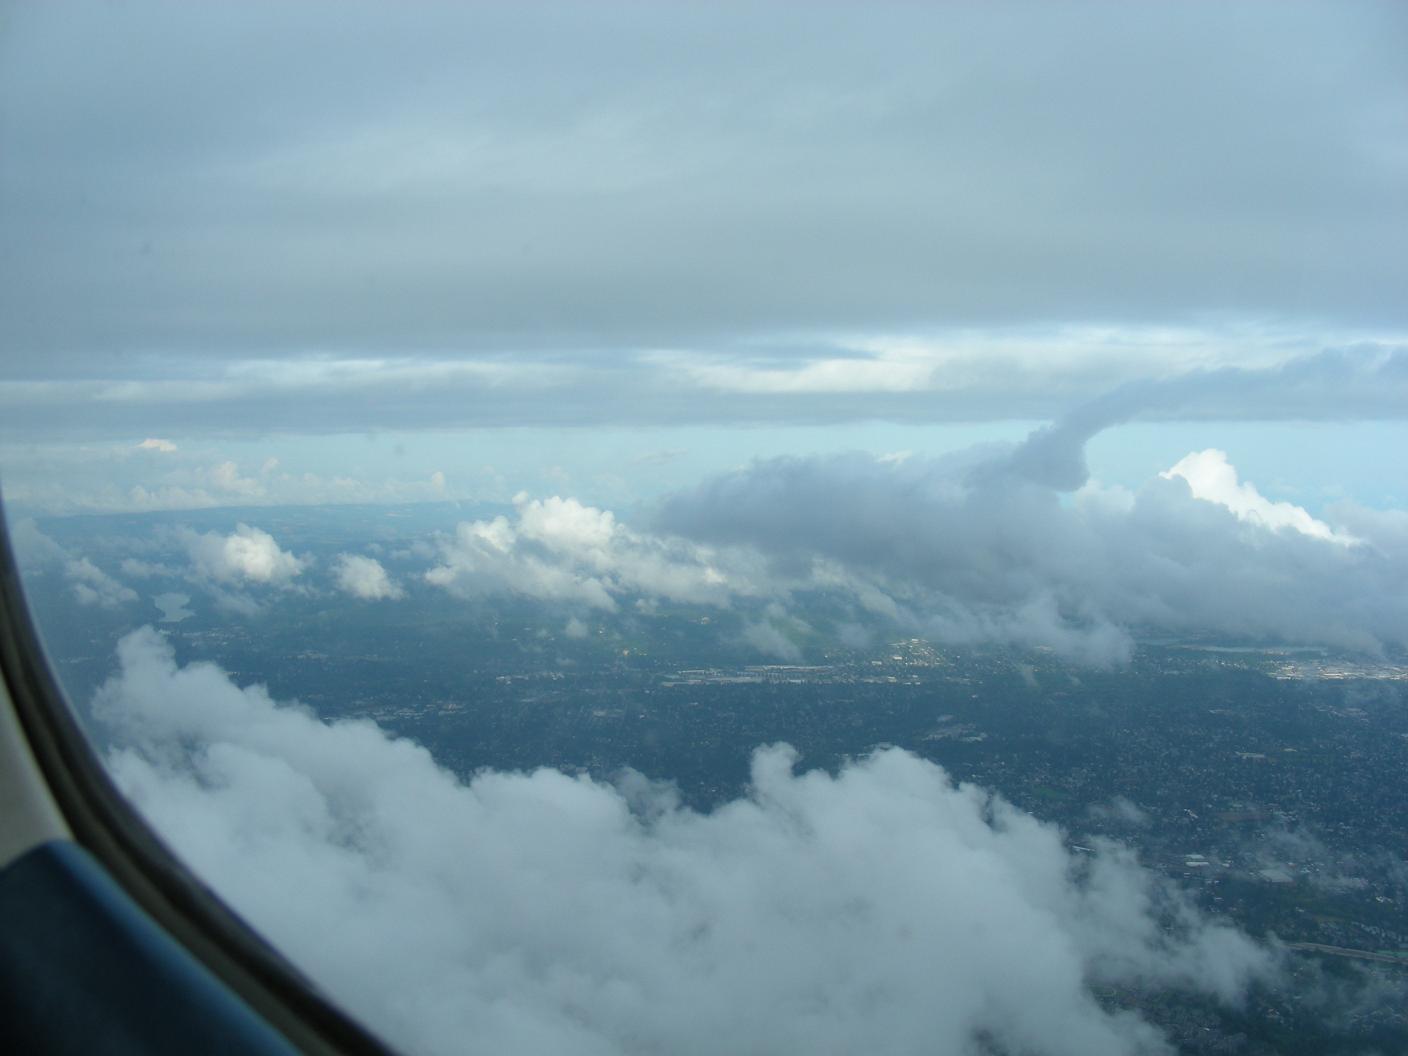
[0,493,402,1056]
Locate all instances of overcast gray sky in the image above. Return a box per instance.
[0,1,1405,444]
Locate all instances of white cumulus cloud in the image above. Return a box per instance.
[1161,449,1358,545]
[96,628,1276,1056]
[137,437,178,453]
[425,494,748,611]
[333,554,404,601]
[183,523,306,586]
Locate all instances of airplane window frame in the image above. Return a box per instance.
[0,496,402,1056]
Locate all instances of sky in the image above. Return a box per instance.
[2,5,1407,1052]
[1,0,1405,684]
[0,1,1406,517]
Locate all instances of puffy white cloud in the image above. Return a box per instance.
[137,437,178,453]
[333,554,404,601]
[1162,449,1357,545]
[183,523,306,586]
[96,629,1276,1056]
[425,494,749,611]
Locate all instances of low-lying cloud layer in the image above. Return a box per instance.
[97,629,1275,1056]
[406,432,1408,665]
[24,437,1403,667]
[656,439,1408,665]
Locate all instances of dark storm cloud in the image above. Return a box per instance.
[0,2,1404,431]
